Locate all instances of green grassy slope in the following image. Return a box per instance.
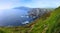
[30,7,60,33]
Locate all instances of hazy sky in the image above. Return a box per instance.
[0,0,60,9]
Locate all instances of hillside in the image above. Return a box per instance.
[29,7,60,33]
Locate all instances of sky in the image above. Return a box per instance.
[0,0,60,9]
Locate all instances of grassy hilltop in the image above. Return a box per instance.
[0,7,60,33]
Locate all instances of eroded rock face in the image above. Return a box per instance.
[28,8,51,18]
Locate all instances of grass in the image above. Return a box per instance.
[30,6,60,33]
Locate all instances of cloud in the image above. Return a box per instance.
[0,0,60,9]
[23,0,60,8]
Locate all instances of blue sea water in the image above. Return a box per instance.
[0,9,34,26]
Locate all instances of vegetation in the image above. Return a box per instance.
[0,7,60,33]
[30,7,60,33]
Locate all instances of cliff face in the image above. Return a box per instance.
[28,8,52,19]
